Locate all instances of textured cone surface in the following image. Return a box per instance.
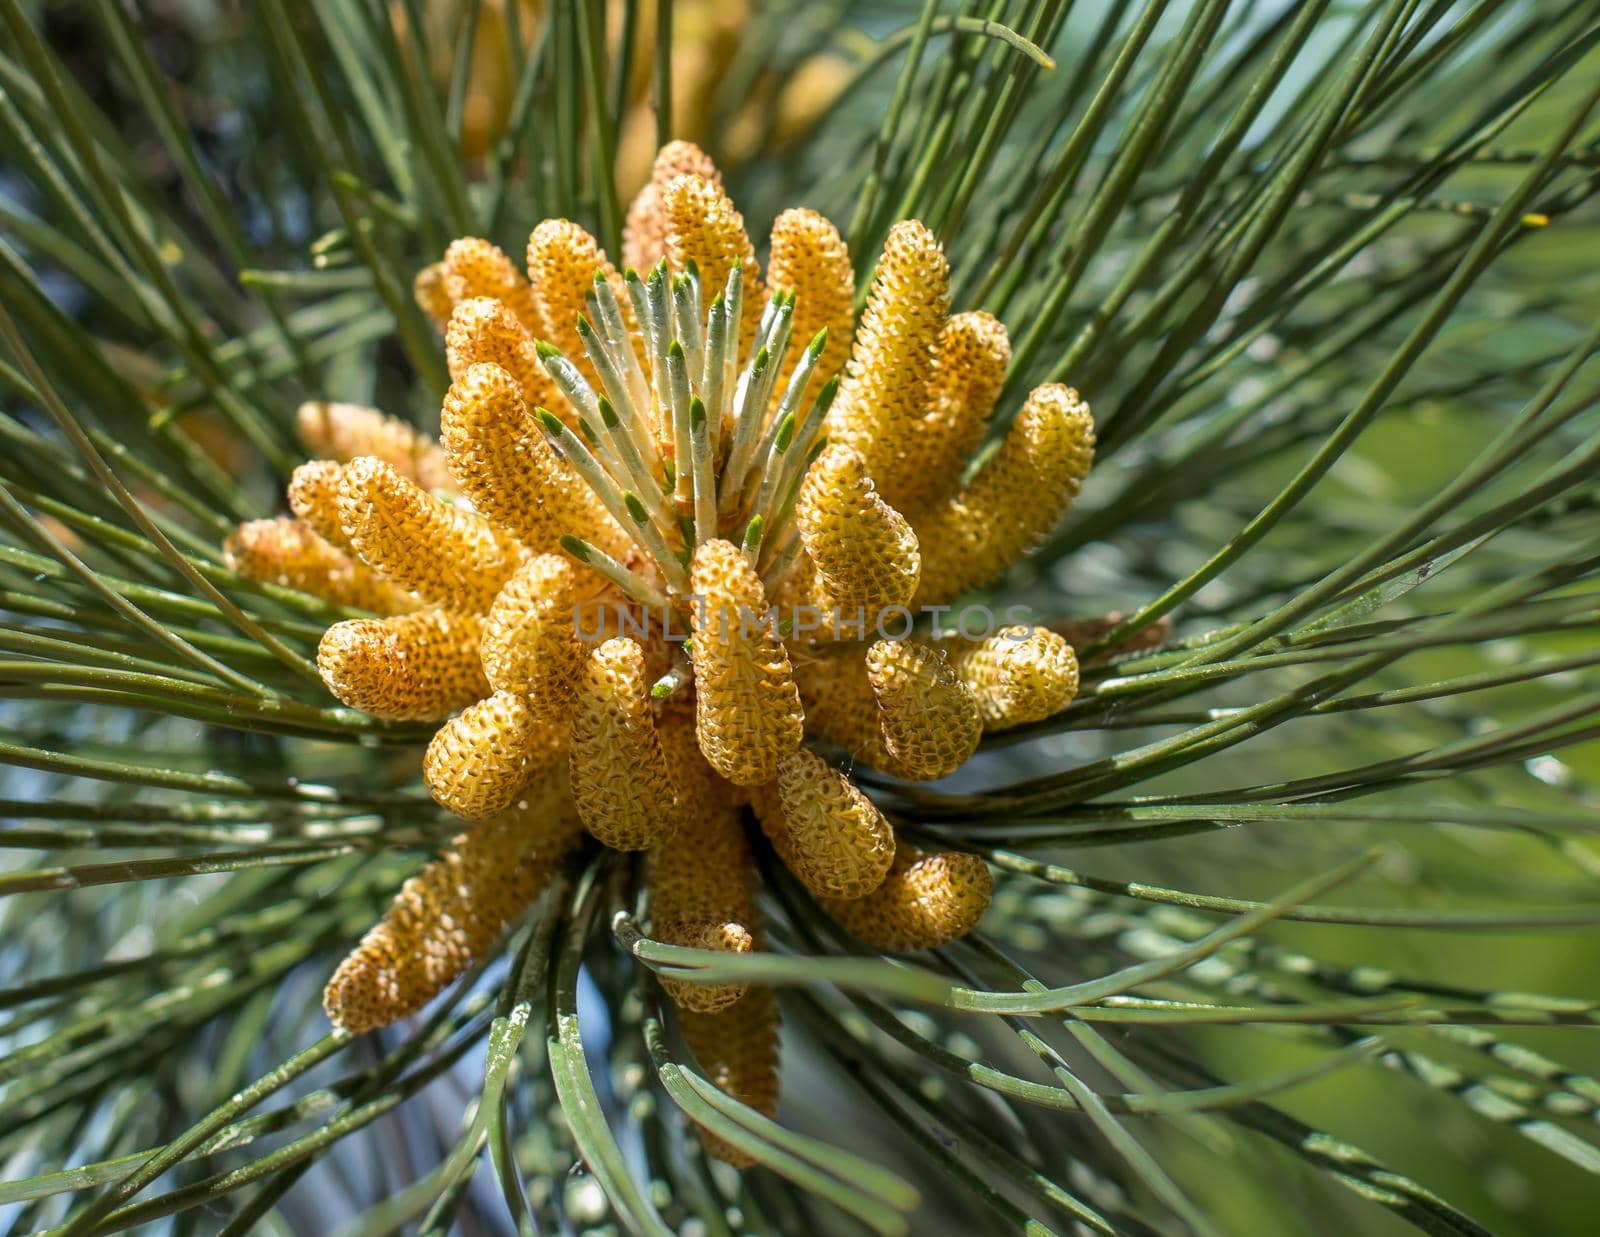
[413,260,453,325]
[338,456,524,613]
[441,362,603,551]
[623,140,721,273]
[767,207,855,385]
[939,625,1079,730]
[224,517,414,614]
[752,749,894,900]
[866,638,982,780]
[898,311,1011,510]
[678,984,781,1167]
[914,384,1094,606]
[793,644,891,768]
[823,844,992,952]
[423,691,567,820]
[287,460,352,549]
[650,710,756,1012]
[526,219,633,388]
[657,700,746,810]
[661,173,764,342]
[318,610,489,721]
[443,237,539,334]
[688,540,804,786]
[323,775,582,1033]
[444,296,564,418]
[828,221,949,508]
[795,443,920,616]
[479,553,585,713]
[570,637,680,850]
[295,401,450,491]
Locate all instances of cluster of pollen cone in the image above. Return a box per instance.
[225,142,1095,1163]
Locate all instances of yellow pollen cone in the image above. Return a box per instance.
[898,310,1011,510]
[570,637,681,851]
[822,843,992,952]
[828,220,949,508]
[913,384,1094,606]
[526,218,635,387]
[441,363,603,551]
[423,690,567,820]
[443,236,538,334]
[623,139,721,273]
[287,459,353,550]
[661,172,764,341]
[751,749,895,900]
[688,540,804,786]
[322,773,582,1033]
[649,709,757,1012]
[224,516,415,614]
[318,610,489,721]
[795,442,920,617]
[295,401,450,491]
[939,625,1079,730]
[479,553,585,714]
[444,296,564,418]
[413,260,453,326]
[338,456,524,613]
[865,638,982,781]
[767,207,854,385]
